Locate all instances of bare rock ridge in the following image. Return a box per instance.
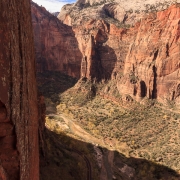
[75,0,178,11]
[31,1,82,78]
[0,0,39,179]
[51,12,60,17]
[58,0,179,26]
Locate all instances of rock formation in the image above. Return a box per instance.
[31,1,82,78]
[32,1,180,105]
[0,0,39,179]
[59,2,180,105]
[118,4,180,104]
[58,0,178,26]
[51,12,60,17]
[81,35,103,80]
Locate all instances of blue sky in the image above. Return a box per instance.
[33,0,76,12]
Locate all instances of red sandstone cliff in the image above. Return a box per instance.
[73,19,133,80]
[118,4,180,104]
[32,1,180,106]
[70,3,180,105]
[31,1,82,78]
[0,0,39,179]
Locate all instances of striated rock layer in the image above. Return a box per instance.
[31,1,82,78]
[0,0,39,179]
[119,4,180,104]
[32,1,180,105]
[68,3,180,105]
[58,0,179,27]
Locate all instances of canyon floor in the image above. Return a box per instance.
[38,71,180,180]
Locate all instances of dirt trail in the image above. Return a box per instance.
[58,113,103,145]
[46,113,118,180]
[47,113,130,154]
[49,114,104,145]
[46,113,93,180]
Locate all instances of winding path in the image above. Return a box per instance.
[46,113,93,180]
[72,149,92,180]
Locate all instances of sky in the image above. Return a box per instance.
[33,0,76,12]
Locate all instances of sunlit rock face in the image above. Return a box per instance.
[32,0,180,105]
[118,4,180,104]
[64,2,180,105]
[58,0,180,26]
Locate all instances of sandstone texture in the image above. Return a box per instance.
[119,4,180,104]
[0,0,39,179]
[31,1,82,78]
[32,1,180,105]
[60,2,180,105]
[58,0,179,26]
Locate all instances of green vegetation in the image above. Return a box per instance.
[91,0,114,7]
[55,79,180,173]
[129,71,139,84]
[37,71,77,101]
[143,1,175,13]
[104,16,131,28]
[37,71,77,113]
[39,73,180,179]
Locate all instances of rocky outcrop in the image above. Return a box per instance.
[51,12,60,17]
[75,0,108,6]
[31,1,82,78]
[61,2,180,105]
[32,0,180,105]
[81,35,103,80]
[75,0,177,11]
[118,4,180,104]
[73,18,134,80]
[58,0,178,26]
[0,0,39,179]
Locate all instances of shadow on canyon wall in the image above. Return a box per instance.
[31,1,83,78]
[37,71,78,114]
[40,129,180,180]
[98,44,118,80]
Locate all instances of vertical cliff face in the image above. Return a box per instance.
[31,1,82,78]
[81,35,103,80]
[73,19,135,80]
[0,0,39,179]
[119,4,180,104]
[61,2,180,105]
[32,1,180,105]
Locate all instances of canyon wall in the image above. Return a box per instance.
[63,3,180,105]
[119,4,180,104]
[32,1,180,105]
[73,19,134,80]
[31,1,82,78]
[0,0,39,179]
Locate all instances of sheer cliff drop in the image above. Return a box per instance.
[0,0,39,180]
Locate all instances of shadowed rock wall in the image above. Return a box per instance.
[31,1,82,78]
[0,0,39,179]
